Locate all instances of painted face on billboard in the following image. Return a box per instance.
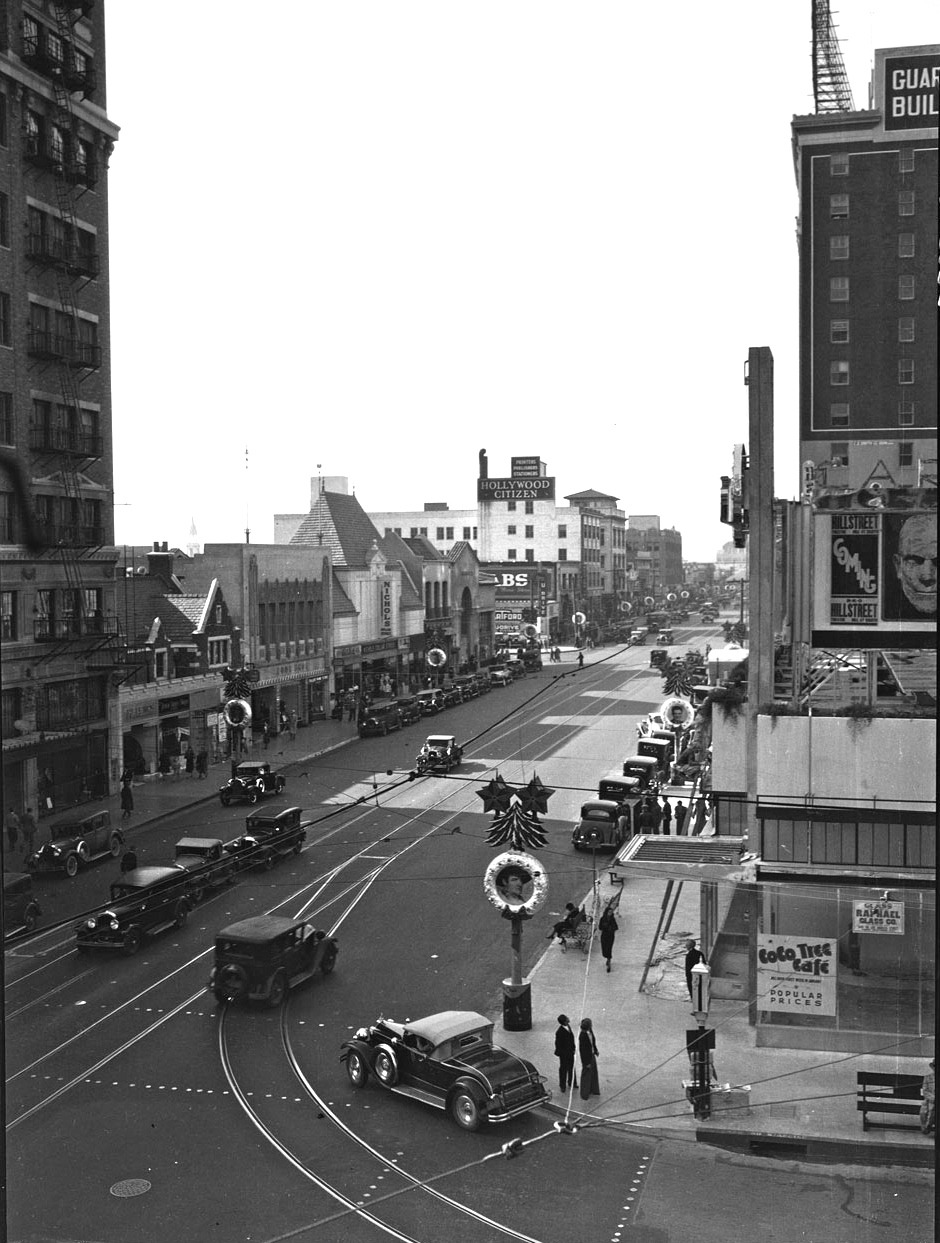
[495,865,532,905]
[890,512,937,618]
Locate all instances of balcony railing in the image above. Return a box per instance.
[29,425,103,459]
[34,521,106,549]
[34,612,120,643]
[27,230,100,277]
[27,331,100,370]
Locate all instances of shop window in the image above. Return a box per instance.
[1,589,16,639]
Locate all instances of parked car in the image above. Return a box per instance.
[358,700,403,737]
[637,736,673,781]
[649,648,670,669]
[75,865,194,955]
[488,665,512,687]
[415,734,463,774]
[571,800,629,852]
[621,754,661,791]
[209,915,338,1007]
[4,872,41,935]
[505,657,526,679]
[521,649,543,671]
[225,806,306,870]
[439,684,463,708]
[173,837,236,902]
[454,674,479,701]
[396,695,423,725]
[341,1009,550,1131]
[417,689,445,715]
[26,810,124,879]
[219,762,286,807]
[473,670,492,693]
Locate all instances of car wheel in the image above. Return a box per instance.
[24,908,38,932]
[346,1050,368,1088]
[248,790,259,805]
[109,835,123,858]
[191,885,205,905]
[123,927,142,956]
[213,989,228,1008]
[173,900,190,929]
[220,793,231,807]
[321,947,337,975]
[267,970,287,1008]
[77,841,91,863]
[373,1046,398,1086]
[263,852,275,870]
[450,1089,484,1131]
[65,853,80,878]
[276,779,286,793]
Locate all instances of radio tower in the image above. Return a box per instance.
[812,0,855,112]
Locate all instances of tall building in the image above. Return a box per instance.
[1,3,121,817]
[792,45,938,501]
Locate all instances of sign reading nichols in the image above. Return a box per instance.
[477,476,555,502]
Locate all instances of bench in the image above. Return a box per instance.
[856,1072,924,1131]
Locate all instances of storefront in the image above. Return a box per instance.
[121,686,221,776]
[5,725,109,819]
[251,657,330,735]
[333,638,411,703]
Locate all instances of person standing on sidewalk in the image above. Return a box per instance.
[599,906,619,972]
[554,1015,577,1092]
[578,1018,600,1099]
[20,807,37,858]
[6,807,20,855]
[660,796,673,835]
[196,749,208,779]
[674,800,688,835]
[685,939,706,1002]
[185,746,195,777]
[920,1059,936,1135]
[120,780,134,820]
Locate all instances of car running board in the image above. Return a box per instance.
[388,1084,446,1110]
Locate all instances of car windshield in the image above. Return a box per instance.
[235,765,265,778]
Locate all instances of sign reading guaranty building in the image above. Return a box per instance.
[883,53,939,131]
[757,934,837,1016]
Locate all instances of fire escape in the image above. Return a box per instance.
[23,2,122,670]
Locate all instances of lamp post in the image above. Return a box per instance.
[687,962,713,1119]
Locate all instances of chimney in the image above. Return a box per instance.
[147,541,175,586]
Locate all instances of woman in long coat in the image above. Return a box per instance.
[578,1018,600,1100]
[599,906,618,972]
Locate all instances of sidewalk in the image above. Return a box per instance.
[490,868,935,1170]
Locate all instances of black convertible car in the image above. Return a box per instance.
[340,1010,550,1131]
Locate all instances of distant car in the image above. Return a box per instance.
[358,700,403,737]
[488,665,512,686]
[173,837,236,902]
[505,657,526,679]
[396,696,423,725]
[76,865,193,955]
[417,689,444,715]
[341,1010,550,1131]
[26,810,124,879]
[415,734,463,774]
[219,762,286,806]
[439,684,463,708]
[4,872,42,935]
[571,800,629,852]
[209,914,338,1008]
[473,670,492,694]
[521,650,543,671]
[454,674,479,700]
[225,806,306,870]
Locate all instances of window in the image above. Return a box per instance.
[0,92,7,147]
[898,190,914,216]
[898,317,915,343]
[829,276,849,302]
[830,361,849,386]
[0,392,12,444]
[0,292,9,347]
[898,442,913,468]
[830,235,849,260]
[472,527,477,539]
[507,501,516,512]
[830,153,849,175]
[436,527,444,540]
[0,192,8,248]
[462,527,471,540]
[154,650,166,679]
[830,403,850,427]
[898,275,914,300]
[829,194,849,219]
[410,527,418,538]
[558,524,567,538]
[525,549,534,562]
[898,400,915,425]
[898,233,915,258]
[898,150,914,173]
[419,527,427,536]
[507,524,516,535]
[898,360,914,385]
[524,525,534,539]
[445,527,453,540]
[0,590,15,639]
[558,548,568,561]
[524,501,534,514]
[507,548,517,560]
[830,320,849,344]
[208,638,230,666]
[23,16,40,56]
[830,442,849,467]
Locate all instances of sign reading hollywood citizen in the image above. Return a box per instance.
[477,476,555,501]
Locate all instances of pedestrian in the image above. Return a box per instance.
[20,807,37,858]
[599,905,619,972]
[685,939,706,1002]
[289,710,297,740]
[185,746,195,777]
[577,650,584,669]
[554,1014,577,1092]
[674,800,687,835]
[920,1059,936,1135]
[637,799,659,835]
[660,796,673,835]
[578,1018,600,1099]
[347,696,357,723]
[196,749,208,779]
[120,781,134,820]
[5,806,20,854]
[262,721,270,749]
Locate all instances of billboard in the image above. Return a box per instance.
[882,53,939,131]
[510,456,544,478]
[477,477,555,502]
[757,934,837,1016]
[812,509,936,646]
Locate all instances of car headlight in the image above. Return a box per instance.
[109,918,120,931]
[354,1026,369,1040]
[50,846,62,856]
[85,918,96,930]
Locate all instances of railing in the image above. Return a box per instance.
[27,331,101,370]
[34,612,119,642]
[33,521,106,549]
[29,426,103,458]
[27,231,100,277]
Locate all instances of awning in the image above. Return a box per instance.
[881,649,936,704]
[610,835,751,883]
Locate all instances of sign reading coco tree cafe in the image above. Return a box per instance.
[757,934,837,1016]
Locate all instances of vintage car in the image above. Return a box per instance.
[621,754,660,791]
[75,865,194,955]
[225,806,306,870]
[439,683,463,708]
[571,799,630,852]
[358,700,403,737]
[473,670,492,693]
[649,648,670,670]
[396,695,424,725]
[637,736,673,780]
[26,809,124,879]
[488,664,512,687]
[341,1010,550,1131]
[219,761,286,806]
[415,734,463,775]
[417,688,444,716]
[629,628,647,645]
[4,872,42,935]
[173,837,236,901]
[209,914,338,1007]
[454,674,479,701]
[656,630,674,646]
[521,649,543,672]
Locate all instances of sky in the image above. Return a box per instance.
[103,2,936,563]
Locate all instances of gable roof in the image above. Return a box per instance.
[289,490,381,566]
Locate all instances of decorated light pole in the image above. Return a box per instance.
[479,774,553,1032]
[220,664,258,763]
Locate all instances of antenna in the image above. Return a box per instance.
[812,0,855,113]
[245,446,250,544]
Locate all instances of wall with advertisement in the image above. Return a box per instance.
[811,508,936,647]
[757,933,837,1016]
[484,564,554,635]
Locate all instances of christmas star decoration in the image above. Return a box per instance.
[517,775,554,817]
[477,774,513,814]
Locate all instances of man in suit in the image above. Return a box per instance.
[554,1014,576,1091]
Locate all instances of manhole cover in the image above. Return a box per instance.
[110,1178,152,1198]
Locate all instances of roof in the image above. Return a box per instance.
[881,649,936,702]
[217,915,301,942]
[565,488,619,504]
[403,535,443,559]
[175,837,222,851]
[113,865,188,888]
[405,1011,492,1045]
[289,490,382,566]
[425,734,456,744]
[612,835,749,883]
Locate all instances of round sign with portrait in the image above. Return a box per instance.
[659,696,694,728]
[572,612,586,625]
[483,851,548,918]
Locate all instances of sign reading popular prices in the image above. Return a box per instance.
[757,934,837,1016]
[853,899,904,935]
